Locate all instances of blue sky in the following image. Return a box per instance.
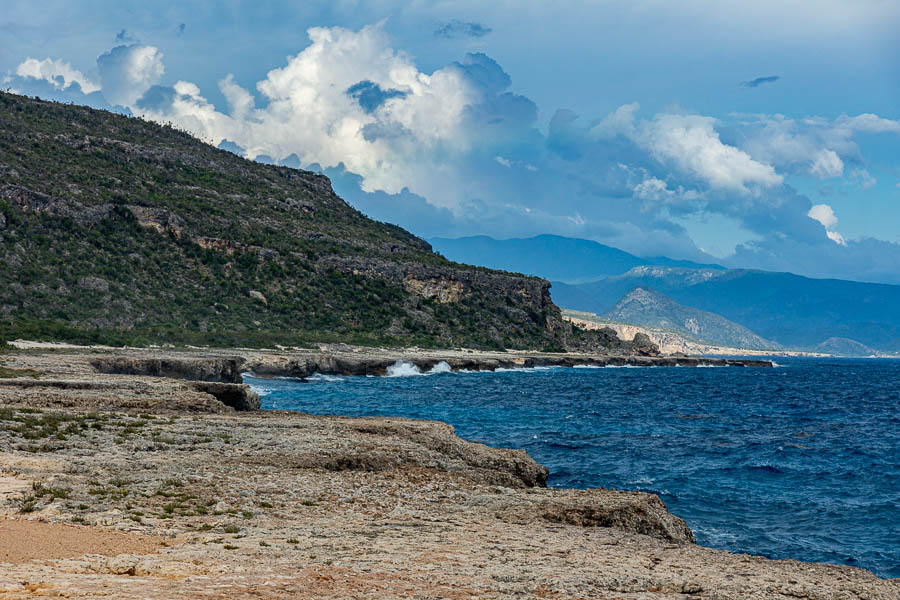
[3,0,899,283]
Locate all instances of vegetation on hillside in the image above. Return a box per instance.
[0,92,574,350]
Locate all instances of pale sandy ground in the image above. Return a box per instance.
[0,518,160,564]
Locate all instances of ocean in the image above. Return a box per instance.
[246,357,900,578]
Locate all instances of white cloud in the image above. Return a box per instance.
[836,113,900,135]
[808,203,838,228]
[810,149,843,178]
[637,113,783,192]
[590,102,639,140]
[134,24,491,209]
[632,176,671,201]
[808,203,846,245]
[826,230,847,245]
[595,106,783,192]
[97,44,164,106]
[218,74,255,120]
[14,57,99,93]
[495,156,511,167]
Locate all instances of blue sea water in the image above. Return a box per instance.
[247,358,900,578]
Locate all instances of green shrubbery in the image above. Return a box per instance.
[0,92,563,350]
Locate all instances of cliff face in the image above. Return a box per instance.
[0,92,609,351]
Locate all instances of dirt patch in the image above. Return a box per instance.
[0,518,161,564]
[0,477,30,503]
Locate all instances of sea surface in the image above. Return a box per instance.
[247,357,900,578]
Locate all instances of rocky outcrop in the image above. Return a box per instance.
[0,184,115,225]
[402,276,468,303]
[90,356,246,383]
[495,489,694,543]
[190,382,260,411]
[318,255,554,313]
[631,332,660,356]
[126,205,183,239]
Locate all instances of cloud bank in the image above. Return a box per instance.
[5,24,900,284]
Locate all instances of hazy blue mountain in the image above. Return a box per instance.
[553,266,900,352]
[429,235,724,283]
[605,287,778,350]
[814,337,876,356]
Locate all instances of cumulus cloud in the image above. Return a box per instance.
[97,44,164,106]
[637,113,783,192]
[808,203,838,228]
[741,75,780,88]
[14,57,100,94]
[592,106,782,192]
[837,113,900,134]
[807,203,846,245]
[434,20,492,39]
[734,112,900,183]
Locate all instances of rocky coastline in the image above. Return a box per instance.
[0,346,896,599]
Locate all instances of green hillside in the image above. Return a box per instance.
[0,92,584,350]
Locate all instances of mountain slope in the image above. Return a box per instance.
[0,92,592,351]
[555,266,900,351]
[429,235,724,283]
[604,287,777,350]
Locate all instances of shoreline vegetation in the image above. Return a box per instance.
[1,344,898,598]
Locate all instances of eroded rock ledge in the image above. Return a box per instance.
[87,346,772,389]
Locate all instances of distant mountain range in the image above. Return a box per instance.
[432,235,900,354]
[606,287,778,351]
[553,266,900,352]
[430,235,723,283]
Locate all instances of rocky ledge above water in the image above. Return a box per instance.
[86,345,772,390]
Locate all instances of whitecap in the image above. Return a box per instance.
[385,360,423,377]
[427,361,453,374]
[306,373,345,382]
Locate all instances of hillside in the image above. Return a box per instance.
[605,287,778,350]
[0,92,601,351]
[552,266,900,352]
[429,235,724,283]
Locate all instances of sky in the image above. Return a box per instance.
[3,0,900,284]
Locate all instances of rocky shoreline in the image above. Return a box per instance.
[86,343,773,381]
[0,346,896,599]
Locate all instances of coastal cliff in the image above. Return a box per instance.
[0,91,652,354]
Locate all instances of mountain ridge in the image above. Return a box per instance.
[553,266,900,352]
[429,234,724,283]
[0,92,620,352]
[605,286,778,350]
